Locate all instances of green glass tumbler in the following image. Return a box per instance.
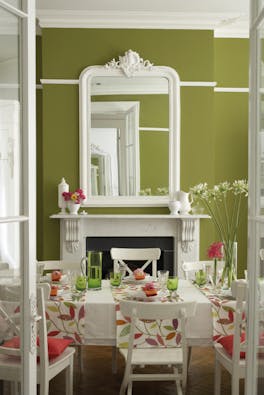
[110,272,121,287]
[167,276,178,297]
[87,251,102,290]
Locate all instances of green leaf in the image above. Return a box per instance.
[47,305,59,312]
[163,325,174,331]
[118,342,129,348]
[119,325,131,337]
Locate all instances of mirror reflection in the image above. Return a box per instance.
[90,77,169,197]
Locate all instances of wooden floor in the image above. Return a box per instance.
[49,345,244,395]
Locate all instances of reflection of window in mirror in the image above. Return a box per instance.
[91,102,140,196]
[91,128,119,196]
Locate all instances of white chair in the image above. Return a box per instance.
[39,260,79,274]
[214,280,264,395]
[181,261,209,280]
[118,299,196,395]
[110,248,161,278]
[182,260,225,281]
[38,260,83,372]
[0,287,75,395]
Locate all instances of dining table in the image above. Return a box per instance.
[43,278,237,348]
[0,276,238,348]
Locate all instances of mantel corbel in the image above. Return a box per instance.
[180,218,196,253]
[64,218,80,253]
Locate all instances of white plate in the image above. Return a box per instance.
[125,288,161,301]
[123,275,155,284]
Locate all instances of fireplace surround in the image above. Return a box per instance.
[50,213,208,278]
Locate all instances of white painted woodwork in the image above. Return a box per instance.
[50,214,208,276]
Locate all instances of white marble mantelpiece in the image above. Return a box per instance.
[50,214,209,277]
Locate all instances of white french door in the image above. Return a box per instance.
[0,0,36,393]
[248,1,264,394]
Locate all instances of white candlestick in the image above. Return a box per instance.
[58,178,69,213]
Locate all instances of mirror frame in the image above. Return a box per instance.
[79,50,180,207]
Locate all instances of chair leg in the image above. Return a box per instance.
[214,358,221,395]
[112,346,118,374]
[175,374,183,395]
[10,381,19,395]
[65,356,74,395]
[76,345,83,374]
[231,374,239,395]
[187,346,192,369]
[127,381,132,395]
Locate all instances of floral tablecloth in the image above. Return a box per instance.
[112,285,183,348]
[45,297,85,344]
[198,286,244,342]
[112,283,241,348]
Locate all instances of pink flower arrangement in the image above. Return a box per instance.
[62,188,86,204]
[208,241,224,287]
[207,241,224,259]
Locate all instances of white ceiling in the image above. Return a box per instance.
[36,0,249,14]
[36,0,250,37]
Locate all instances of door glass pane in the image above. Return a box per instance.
[0,221,21,389]
[0,8,21,217]
[258,233,264,393]
[1,0,21,10]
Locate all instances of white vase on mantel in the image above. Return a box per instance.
[177,191,192,215]
[168,200,181,215]
[67,201,80,215]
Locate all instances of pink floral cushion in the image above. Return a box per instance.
[1,336,73,360]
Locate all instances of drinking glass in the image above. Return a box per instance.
[110,272,121,287]
[167,276,178,298]
[87,251,102,290]
[75,274,87,291]
[195,269,206,287]
[158,270,169,296]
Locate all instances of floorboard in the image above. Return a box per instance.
[49,345,244,395]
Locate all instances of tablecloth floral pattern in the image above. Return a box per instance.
[45,297,85,345]
[112,285,183,349]
[112,284,244,349]
[197,286,245,342]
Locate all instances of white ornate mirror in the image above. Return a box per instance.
[79,50,180,207]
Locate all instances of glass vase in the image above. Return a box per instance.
[222,241,237,289]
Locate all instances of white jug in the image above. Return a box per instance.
[177,191,192,215]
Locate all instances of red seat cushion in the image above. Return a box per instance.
[216,332,246,359]
[1,336,73,360]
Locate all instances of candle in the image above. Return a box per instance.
[58,177,69,212]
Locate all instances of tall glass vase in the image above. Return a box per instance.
[222,241,237,289]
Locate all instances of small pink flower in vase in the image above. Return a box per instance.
[62,189,86,214]
[207,241,224,287]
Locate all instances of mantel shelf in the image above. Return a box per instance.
[50,213,210,220]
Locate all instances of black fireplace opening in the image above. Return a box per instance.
[86,237,174,278]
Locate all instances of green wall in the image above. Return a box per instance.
[37,29,248,277]
[214,39,249,277]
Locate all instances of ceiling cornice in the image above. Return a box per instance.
[37,10,249,38]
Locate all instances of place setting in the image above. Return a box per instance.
[111,268,182,303]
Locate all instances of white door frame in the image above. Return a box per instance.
[0,0,36,393]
